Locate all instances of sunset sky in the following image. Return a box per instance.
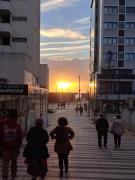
[40,0,91,92]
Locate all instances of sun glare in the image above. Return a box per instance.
[57,81,72,91]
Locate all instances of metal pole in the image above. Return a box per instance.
[78,75,81,104]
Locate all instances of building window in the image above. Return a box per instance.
[126,22,135,29]
[119,22,125,29]
[125,53,135,60]
[12,37,27,42]
[104,22,118,29]
[104,6,118,14]
[103,37,117,45]
[119,82,132,94]
[103,52,117,60]
[125,38,135,45]
[118,30,124,36]
[118,53,124,59]
[126,7,135,14]
[12,16,27,22]
[118,37,124,44]
[119,14,125,21]
[119,6,125,13]
[118,45,124,52]
[118,60,124,67]
[119,0,125,5]
[0,36,10,45]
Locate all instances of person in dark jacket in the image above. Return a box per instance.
[50,117,75,177]
[23,118,49,180]
[96,114,109,149]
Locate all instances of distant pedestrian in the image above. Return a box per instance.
[75,105,79,116]
[84,103,87,113]
[96,114,109,149]
[79,105,83,115]
[0,110,22,180]
[50,117,75,177]
[111,114,124,149]
[23,118,49,180]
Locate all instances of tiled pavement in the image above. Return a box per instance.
[1,108,135,180]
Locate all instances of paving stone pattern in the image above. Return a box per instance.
[1,108,135,179]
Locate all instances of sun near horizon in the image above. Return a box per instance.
[49,79,89,93]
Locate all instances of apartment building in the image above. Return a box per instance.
[0,0,48,128]
[90,0,135,113]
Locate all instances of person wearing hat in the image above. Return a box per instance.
[50,117,75,177]
[23,118,49,180]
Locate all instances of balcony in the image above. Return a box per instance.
[0,1,11,11]
[0,23,11,33]
[0,45,11,53]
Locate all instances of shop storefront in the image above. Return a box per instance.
[0,84,48,133]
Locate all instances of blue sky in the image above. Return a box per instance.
[40,0,91,61]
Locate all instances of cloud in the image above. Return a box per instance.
[41,0,78,11]
[40,28,86,40]
[41,52,76,57]
[74,17,90,24]
[41,44,89,52]
[40,40,89,47]
[40,49,88,57]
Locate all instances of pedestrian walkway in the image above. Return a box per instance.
[1,108,135,179]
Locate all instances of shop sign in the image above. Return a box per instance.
[0,84,28,95]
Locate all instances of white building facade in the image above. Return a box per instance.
[0,0,48,131]
[90,0,135,113]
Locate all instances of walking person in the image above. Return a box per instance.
[79,105,83,116]
[111,114,124,149]
[75,105,79,116]
[84,103,87,113]
[50,117,75,177]
[23,118,49,180]
[96,114,109,149]
[0,110,22,180]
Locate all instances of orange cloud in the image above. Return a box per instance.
[40,28,86,40]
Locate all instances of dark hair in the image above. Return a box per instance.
[58,117,68,127]
[35,118,43,127]
[100,114,104,118]
[116,114,121,119]
[8,110,17,119]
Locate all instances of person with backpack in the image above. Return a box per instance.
[96,114,109,149]
[23,118,49,180]
[50,117,75,177]
[0,110,22,180]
